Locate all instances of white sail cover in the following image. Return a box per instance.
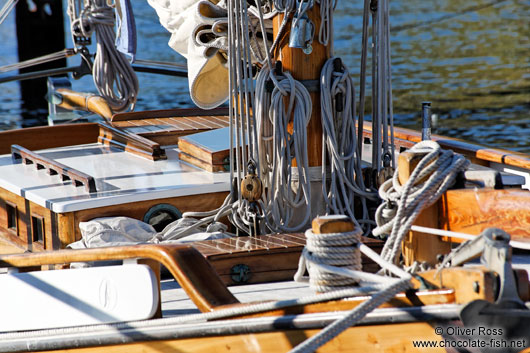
[147,0,229,109]
[147,0,273,109]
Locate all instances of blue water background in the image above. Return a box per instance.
[0,0,528,151]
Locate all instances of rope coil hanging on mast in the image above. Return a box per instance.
[67,0,139,112]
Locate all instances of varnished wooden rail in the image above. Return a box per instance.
[98,123,167,160]
[11,144,97,193]
[0,244,239,312]
[110,107,230,122]
[55,88,113,120]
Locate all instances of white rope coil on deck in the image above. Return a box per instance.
[294,228,362,292]
[291,219,413,353]
[373,140,470,267]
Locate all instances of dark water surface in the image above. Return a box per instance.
[0,0,529,151]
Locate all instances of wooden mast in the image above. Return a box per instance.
[272,5,330,167]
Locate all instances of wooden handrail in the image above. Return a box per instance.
[0,244,239,312]
[110,107,230,122]
[11,144,97,193]
[98,123,167,160]
[55,88,113,121]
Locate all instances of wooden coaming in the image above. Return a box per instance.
[363,123,530,170]
[0,188,229,253]
[0,123,99,155]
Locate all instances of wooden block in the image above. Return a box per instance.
[177,127,231,166]
[311,215,356,234]
[416,267,497,304]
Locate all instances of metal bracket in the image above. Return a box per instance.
[230,264,251,284]
[445,228,524,305]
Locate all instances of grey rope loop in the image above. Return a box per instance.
[320,58,377,234]
[67,0,139,112]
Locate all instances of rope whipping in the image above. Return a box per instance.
[373,140,470,267]
[67,0,139,112]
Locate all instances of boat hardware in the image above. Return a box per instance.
[240,160,264,236]
[230,264,251,284]
[0,47,92,84]
[421,102,432,141]
[288,0,315,54]
[442,228,530,350]
[11,144,97,193]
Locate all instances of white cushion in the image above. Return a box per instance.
[0,264,159,332]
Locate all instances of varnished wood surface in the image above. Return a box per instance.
[178,152,227,172]
[439,188,530,242]
[364,123,530,170]
[98,123,167,160]
[56,88,113,120]
[274,6,327,167]
[177,127,231,165]
[0,123,99,155]
[36,322,445,353]
[312,215,356,234]
[0,244,239,312]
[112,109,230,146]
[193,233,384,285]
[111,107,230,122]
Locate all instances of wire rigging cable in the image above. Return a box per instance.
[67,0,139,112]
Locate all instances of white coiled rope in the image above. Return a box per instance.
[291,220,412,353]
[294,227,362,292]
[373,140,470,266]
[68,0,139,112]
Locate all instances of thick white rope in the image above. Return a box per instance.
[291,224,412,353]
[373,141,470,266]
[67,0,139,112]
[294,228,363,292]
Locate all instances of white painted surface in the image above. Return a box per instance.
[0,264,159,332]
[0,143,230,213]
[160,279,313,316]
